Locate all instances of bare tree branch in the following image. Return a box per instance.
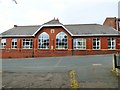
[13,0,17,4]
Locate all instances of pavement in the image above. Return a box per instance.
[2,54,119,88]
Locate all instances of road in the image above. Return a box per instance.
[2,54,119,88]
[2,55,113,72]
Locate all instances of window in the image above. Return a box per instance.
[74,38,86,49]
[93,38,100,49]
[108,38,116,49]
[56,32,67,49]
[38,32,49,49]
[0,39,6,49]
[22,39,33,49]
[11,39,17,48]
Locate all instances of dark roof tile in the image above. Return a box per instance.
[0,21,119,37]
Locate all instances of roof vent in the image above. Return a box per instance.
[14,25,17,27]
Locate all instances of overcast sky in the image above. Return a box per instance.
[0,0,119,33]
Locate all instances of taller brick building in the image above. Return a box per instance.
[0,18,120,58]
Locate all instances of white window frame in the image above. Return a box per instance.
[108,38,116,50]
[92,38,100,50]
[73,38,86,50]
[11,39,17,49]
[22,39,33,49]
[1,39,6,49]
[56,32,68,49]
[38,32,49,49]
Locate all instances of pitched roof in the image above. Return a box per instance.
[43,18,62,25]
[1,25,41,37]
[0,19,119,37]
[64,24,119,35]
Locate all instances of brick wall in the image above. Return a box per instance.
[0,27,120,58]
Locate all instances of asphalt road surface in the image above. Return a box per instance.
[2,55,114,72]
[2,54,119,88]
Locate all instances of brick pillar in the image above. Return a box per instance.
[101,37,107,50]
[6,38,12,49]
[87,38,92,50]
[34,39,37,57]
[34,39,37,49]
[17,39,21,51]
[116,37,120,50]
[68,38,73,56]
[69,38,72,50]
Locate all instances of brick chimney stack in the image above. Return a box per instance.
[56,18,59,22]
[117,18,120,31]
[103,17,120,31]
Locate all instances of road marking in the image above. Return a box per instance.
[23,66,66,68]
[55,58,62,67]
[92,64,102,66]
[54,66,66,67]
[69,70,79,89]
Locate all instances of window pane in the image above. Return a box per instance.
[1,39,6,48]
[38,32,49,49]
[93,38,100,49]
[108,38,115,49]
[74,38,86,49]
[22,39,32,49]
[93,42,96,46]
[56,32,67,49]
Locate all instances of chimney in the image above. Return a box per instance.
[14,25,17,27]
[103,17,117,30]
[118,19,120,31]
[56,18,59,22]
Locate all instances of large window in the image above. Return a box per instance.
[11,39,17,48]
[74,38,86,49]
[0,39,6,49]
[108,38,116,49]
[56,32,67,49]
[93,38,100,49]
[38,32,49,49]
[22,39,33,49]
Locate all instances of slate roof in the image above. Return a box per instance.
[64,24,119,35]
[43,18,62,25]
[1,25,41,36]
[0,19,119,37]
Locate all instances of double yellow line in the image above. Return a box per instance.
[69,70,79,89]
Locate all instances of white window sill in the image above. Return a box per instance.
[22,48,33,49]
[38,48,49,50]
[73,49,86,50]
[92,49,101,50]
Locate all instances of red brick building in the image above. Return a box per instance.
[0,18,120,58]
